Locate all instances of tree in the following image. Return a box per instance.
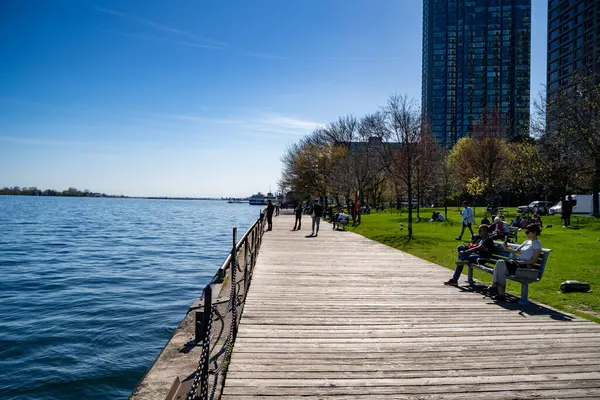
[438,148,459,219]
[533,88,590,199]
[279,130,345,202]
[414,123,439,219]
[505,141,546,204]
[448,112,511,206]
[546,72,600,216]
[465,176,484,216]
[378,94,422,239]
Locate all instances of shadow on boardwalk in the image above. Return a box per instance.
[459,283,575,321]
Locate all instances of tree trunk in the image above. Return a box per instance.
[407,165,413,239]
[443,187,448,219]
[416,177,421,220]
[593,157,600,217]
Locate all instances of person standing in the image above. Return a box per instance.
[311,200,323,237]
[562,195,573,227]
[456,201,475,241]
[266,200,275,231]
[293,203,302,230]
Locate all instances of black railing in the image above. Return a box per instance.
[167,210,267,400]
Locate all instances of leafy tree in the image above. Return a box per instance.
[465,176,484,216]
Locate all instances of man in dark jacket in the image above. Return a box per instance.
[293,203,302,230]
[311,200,323,236]
[266,200,275,231]
[562,195,573,227]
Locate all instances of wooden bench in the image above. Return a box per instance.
[466,241,552,304]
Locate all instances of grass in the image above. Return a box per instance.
[349,207,600,323]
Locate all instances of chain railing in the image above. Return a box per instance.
[168,210,267,400]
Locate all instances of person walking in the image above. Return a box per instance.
[293,203,302,230]
[266,200,275,231]
[456,201,475,241]
[311,200,323,237]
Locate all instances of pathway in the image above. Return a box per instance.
[223,212,600,399]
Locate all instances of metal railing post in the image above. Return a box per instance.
[199,284,212,399]
[231,227,238,334]
[243,237,249,292]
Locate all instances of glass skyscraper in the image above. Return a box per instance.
[422,0,531,147]
[547,0,599,98]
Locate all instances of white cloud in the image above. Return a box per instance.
[93,6,227,48]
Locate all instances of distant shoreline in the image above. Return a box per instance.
[0,194,243,201]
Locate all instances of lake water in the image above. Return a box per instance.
[0,196,261,400]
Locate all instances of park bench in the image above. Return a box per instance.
[506,226,520,243]
[466,241,552,304]
[333,214,350,230]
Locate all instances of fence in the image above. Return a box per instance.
[166,210,267,400]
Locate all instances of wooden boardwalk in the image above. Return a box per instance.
[223,213,600,399]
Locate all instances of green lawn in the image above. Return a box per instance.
[349,207,600,323]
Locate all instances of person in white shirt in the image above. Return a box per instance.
[487,224,542,301]
[456,202,475,241]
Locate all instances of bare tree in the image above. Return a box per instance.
[546,72,600,216]
[532,89,589,199]
[438,148,458,220]
[414,123,439,219]
[378,94,422,239]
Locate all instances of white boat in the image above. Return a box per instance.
[248,192,276,206]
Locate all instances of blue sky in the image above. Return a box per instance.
[1,0,547,197]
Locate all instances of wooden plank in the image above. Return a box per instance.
[223,379,600,395]
[223,387,600,399]
[221,213,600,399]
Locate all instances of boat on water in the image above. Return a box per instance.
[227,199,247,204]
[248,192,276,205]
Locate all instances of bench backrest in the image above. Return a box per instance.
[488,241,552,280]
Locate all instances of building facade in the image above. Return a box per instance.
[422,0,531,147]
[547,0,600,98]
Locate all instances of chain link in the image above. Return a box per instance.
[186,222,263,400]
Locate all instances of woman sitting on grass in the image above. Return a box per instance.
[486,224,542,301]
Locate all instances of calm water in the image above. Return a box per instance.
[0,196,261,400]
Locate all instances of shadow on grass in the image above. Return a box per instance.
[457,283,575,321]
[369,234,439,249]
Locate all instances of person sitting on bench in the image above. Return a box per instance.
[489,217,507,240]
[486,224,542,301]
[444,225,494,286]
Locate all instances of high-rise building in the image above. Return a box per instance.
[547,0,600,98]
[422,0,531,147]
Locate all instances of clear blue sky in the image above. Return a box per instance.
[0,0,547,197]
